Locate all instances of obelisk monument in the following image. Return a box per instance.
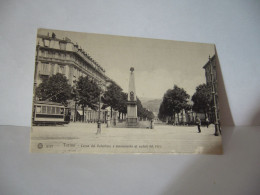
[127,67,138,127]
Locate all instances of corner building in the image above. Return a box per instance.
[34,32,111,122]
[203,55,220,124]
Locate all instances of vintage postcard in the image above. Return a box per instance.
[30,28,222,154]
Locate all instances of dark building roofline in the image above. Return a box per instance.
[203,54,216,69]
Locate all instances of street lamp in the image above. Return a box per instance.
[74,97,78,122]
[72,82,79,122]
[96,87,102,134]
[209,55,220,136]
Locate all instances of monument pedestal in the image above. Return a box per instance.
[126,118,138,127]
[126,101,138,127]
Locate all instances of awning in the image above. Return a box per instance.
[77,110,83,115]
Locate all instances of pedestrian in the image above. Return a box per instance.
[206,117,209,128]
[150,119,154,129]
[195,116,201,133]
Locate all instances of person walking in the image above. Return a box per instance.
[206,116,209,128]
[195,116,201,133]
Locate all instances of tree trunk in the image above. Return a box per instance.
[82,106,85,122]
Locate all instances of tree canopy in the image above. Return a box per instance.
[158,85,190,121]
[191,83,212,114]
[117,92,128,114]
[102,81,123,112]
[35,73,72,105]
[35,73,154,121]
[76,76,101,110]
[137,97,154,120]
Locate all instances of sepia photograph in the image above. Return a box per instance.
[30,28,222,154]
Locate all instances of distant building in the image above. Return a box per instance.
[34,32,115,122]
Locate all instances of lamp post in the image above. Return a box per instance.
[72,83,79,123]
[209,55,220,136]
[96,89,102,134]
[74,97,78,122]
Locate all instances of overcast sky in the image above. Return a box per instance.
[38,28,215,99]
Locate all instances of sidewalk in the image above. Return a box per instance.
[31,123,222,154]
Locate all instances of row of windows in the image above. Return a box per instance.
[205,67,217,83]
[41,63,66,75]
[43,39,67,50]
[36,106,64,115]
[39,50,98,74]
[40,50,70,60]
[40,63,105,87]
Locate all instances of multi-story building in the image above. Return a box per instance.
[203,55,220,126]
[34,32,112,122]
[34,32,108,88]
[203,55,217,91]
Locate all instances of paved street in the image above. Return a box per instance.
[31,122,222,154]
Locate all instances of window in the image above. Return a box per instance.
[51,107,55,114]
[41,63,49,75]
[42,106,47,113]
[49,51,54,58]
[59,42,67,50]
[36,106,41,113]
[41,50,47,57]
[59,66,65,74]
[56,107,60,114]
[47,106,51,114]
[44,39,50,47]
[50,64,54,75]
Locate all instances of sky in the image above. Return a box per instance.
[38,28,215,100]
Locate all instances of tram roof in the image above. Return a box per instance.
[34,101,65,106]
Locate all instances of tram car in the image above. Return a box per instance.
[32,101,70,125]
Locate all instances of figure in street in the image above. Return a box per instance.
[150,119,154,129]
[206,116,209,128]
[195,116,201,133]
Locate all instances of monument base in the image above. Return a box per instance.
[126,118,138,127]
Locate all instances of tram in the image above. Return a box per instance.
[32,101,70,125]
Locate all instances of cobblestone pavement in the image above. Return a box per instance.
[31,122,222,154]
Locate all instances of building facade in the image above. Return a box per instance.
[203,55,220,125]
[203,55,217,91]
[34,32,113,122]
[34,32,108,88]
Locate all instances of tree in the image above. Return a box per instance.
[102,81,123,116]
[192,83,212,117]
[76,76,101,120]
[158,85,190,123]
[136,97,154,120]
[158,102,167,121]
[35,73,72,105]
[117,92,128,119]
